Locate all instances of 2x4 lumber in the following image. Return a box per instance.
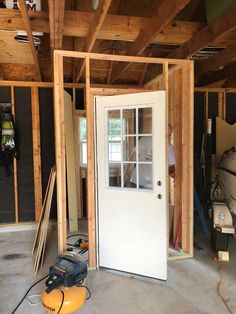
[0,9,203,46]
[196,45,236,78]
[48,0,65,50]
[11,87,18,223]
[31,87,43,222]
[55,50,190,65]
[110,0,192,83]
[75,0,112,82]
[181,62,194,255]
[53,52,67,254]
[86,58,96,268]
[18,0,41,81]
[64,90,78,232]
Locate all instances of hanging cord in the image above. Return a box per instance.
[217,266,233,314]
[11,274,49,314]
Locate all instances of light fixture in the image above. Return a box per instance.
[92,0,100,10]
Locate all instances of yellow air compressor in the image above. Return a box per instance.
[42,251,89,314]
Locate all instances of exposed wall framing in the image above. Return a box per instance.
[53,51,194,267]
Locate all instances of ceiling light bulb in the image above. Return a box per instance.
[92,0,100,10]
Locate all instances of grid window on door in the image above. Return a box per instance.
[106,107,153,190]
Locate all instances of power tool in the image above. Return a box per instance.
[42,251,88,314]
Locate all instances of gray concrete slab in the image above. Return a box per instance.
[0,228,235,314]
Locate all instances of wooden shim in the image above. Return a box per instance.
[64,90,79,232]
[32,167,53,255]
[31,87,43,222]
[34,167,56,275]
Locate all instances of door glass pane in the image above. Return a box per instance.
[138,107,152,134]
[138,136,152,162]
[108,110,121,135]
[108,136,121,161]
[123,109,136,135]
[109,164,121,187]
[123,163,137,188]
[139,164,153,190]
[123,136,136,161]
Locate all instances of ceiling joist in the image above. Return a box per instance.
[0,9,203,46]
[18,0,41,81]
[75,0,112,82]
[110,0,192,83]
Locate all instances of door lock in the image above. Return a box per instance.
[157,194,162,199]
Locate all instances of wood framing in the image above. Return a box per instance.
[0,9,204,45]
[18,0,41,81]
[53,50,194,267]
[110,0,191,83]
[48,0,65,50]
[75,0,112,82]
[196,45,236,78]
[31,87,43,222]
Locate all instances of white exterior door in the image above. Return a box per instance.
[96,91,167,280]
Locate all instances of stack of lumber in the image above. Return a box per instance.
[32,166,56,276]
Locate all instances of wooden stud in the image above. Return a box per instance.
[53,52,67,254]
[11,86,19,224]
[86,57,96,267]
[31,87,43,222]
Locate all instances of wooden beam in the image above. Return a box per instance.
[0,66,4,80]
[145,4,236,85]
[75,0,112,82]
[0,9,203,45]
[110,0,191,83]
[54,52,67,254]
[196,45,236,78]
[168,5,236,59]
[18,0,41,81]
[197,62,236,86]
[48,0,65,50]
[86,58,96,267]
[31,87,43,222]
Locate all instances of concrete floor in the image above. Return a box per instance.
[0,227,236,314]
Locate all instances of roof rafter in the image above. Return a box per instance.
[18,0,41,81]
[48,0,65,50]
[196,44,236,79]
[75,0,112,82]
[110,0,192,83]
[144,4,236,85]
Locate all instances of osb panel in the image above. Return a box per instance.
[1,64,38,81]
[0,31,34,64]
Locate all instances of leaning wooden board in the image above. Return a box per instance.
[33,166,56,275]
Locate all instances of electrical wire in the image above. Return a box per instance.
[76,285,92,300]
[11,274,49,314]
[57,289,64,314]
[217,266,233,314]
